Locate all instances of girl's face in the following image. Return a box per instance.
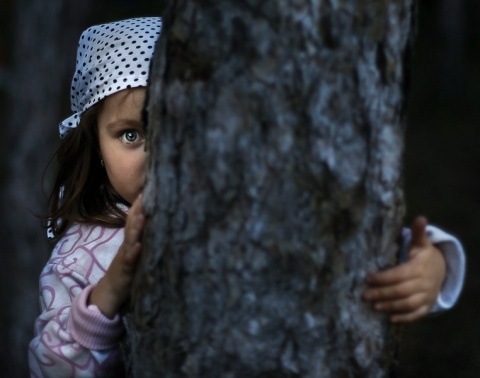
[97,88,146,205]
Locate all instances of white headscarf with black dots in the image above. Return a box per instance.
[59,17,162,138]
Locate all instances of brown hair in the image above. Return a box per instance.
[44,101,128,240]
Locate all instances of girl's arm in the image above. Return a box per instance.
[363,216,466,323]
[29,196,145,377]
[89,195,145,318]
[28,265,125,377]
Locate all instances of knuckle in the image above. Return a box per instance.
[391,287,404,297]
[403,297,420,311]
[389,285,408,299]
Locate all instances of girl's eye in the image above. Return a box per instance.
[121,130,143,144]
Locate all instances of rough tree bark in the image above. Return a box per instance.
[129,1,414,376]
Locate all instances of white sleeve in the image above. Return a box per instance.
[402,225,466,312]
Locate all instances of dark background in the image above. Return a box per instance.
[400,1,480,376]
[1,0,479,376]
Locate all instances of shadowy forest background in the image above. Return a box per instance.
[0,0,479,377]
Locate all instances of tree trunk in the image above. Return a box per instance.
[130,1,414,376]
[0,1,96,375]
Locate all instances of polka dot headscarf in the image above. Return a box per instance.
[59,17,162,138]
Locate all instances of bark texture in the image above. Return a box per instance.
[130,1,414,376]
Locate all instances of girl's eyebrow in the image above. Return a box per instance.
[106,119,143,130]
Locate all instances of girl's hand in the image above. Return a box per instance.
[363,216,447,323]
[89,194,145,319]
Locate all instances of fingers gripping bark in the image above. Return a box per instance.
[89,195,145,319]
[363,216,447,323]
[122,196,145,272]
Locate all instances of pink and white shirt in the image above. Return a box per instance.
[28,223,126,377]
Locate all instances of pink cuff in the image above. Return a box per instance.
[68,285,124,350]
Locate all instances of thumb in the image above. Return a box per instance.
[409,216,429,256]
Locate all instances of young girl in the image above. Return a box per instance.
[28,17,465,377]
